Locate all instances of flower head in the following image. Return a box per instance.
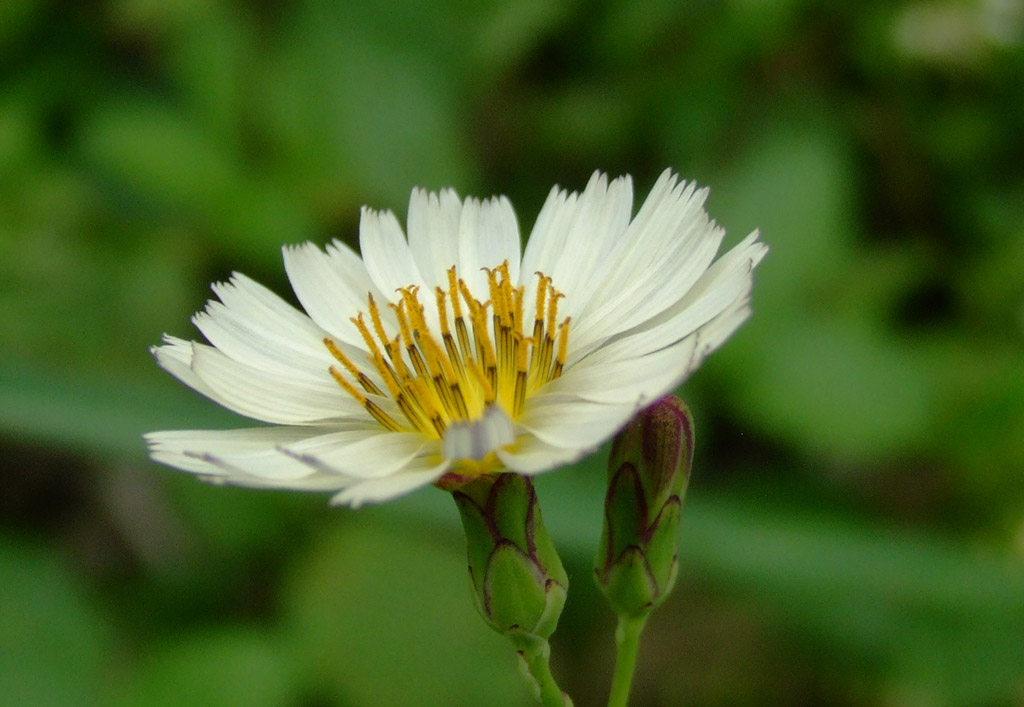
[145,170,767,506]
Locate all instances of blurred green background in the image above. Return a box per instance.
[2,0,1023,705]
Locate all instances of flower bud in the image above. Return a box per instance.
[594,396,694,617]
[453,473,568,645]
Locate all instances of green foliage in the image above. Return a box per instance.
[280,515,526,706]
[1,0,1022,705]
[0,541,113,706]
[111,629,296,707]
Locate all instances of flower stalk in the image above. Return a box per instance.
[517,634,573,707]
[607,614,647,707]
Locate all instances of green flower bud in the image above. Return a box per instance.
[453,473,569,645]
[594,396,694,617]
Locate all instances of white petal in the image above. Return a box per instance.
[214,429,424,482]
[680,230,768,309]
[457,196,522,296]
[329,456,450,507]
[687,297,754,370]
[406,187,462,290]
[281,429,431,478]
[192,278,330,379]
[521,184,578,281]
[497,434,592,475]
[441,404,514,461]
[153,335,201,385]
[283,241,387,348]
[548,172,634,320]
[516,394,636,449]
[607,170,694,283]
[570,178,727,353]
[146,425,435,498]
[621,168,679,237]
[607,169,685,273]
[213,474,351,492]
[359,207,426,297]
[576,231,766,363]
[153,336,238,412]
[190,344,364,424]
[543,336,699,404]
[146,426,343,479]
[211,273,323,340]
[146,424,335,473]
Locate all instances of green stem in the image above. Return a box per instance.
[607,613,648,707]
[518,637,572,707]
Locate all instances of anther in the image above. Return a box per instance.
[329,365,403,431]
[367,294,389,347]
[447,267,462,319]
[434,287,450,335]
[546,287,564,335]
[553,317,570,379]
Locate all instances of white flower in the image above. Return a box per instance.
[145,170,767,507]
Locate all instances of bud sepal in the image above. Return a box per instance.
[594,396,694,617]
[453,473,569,643]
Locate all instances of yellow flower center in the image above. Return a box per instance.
[323,261,570,459]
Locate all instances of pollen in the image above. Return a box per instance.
[324,262,570,440]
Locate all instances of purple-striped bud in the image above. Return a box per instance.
[594,396,694,617]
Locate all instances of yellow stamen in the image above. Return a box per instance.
[367,294,389,349]
[371,350,403,399]
[383,334,407,380]
[467,358,496,404]
[454,317,473,370]
[449,380,470,418]
[546,286,563,335]
[534,273,549,325]
[513,285,524,335]
[351,313,381,361]
[324,337,384,396]
[329,366,403,431]
[323,267,571,444]
[553,317,570,379]
[435,287,450,336]
[391,299,414,348]
[484,265,507,327]
[328,365,364,403]
[447,267,462,319]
